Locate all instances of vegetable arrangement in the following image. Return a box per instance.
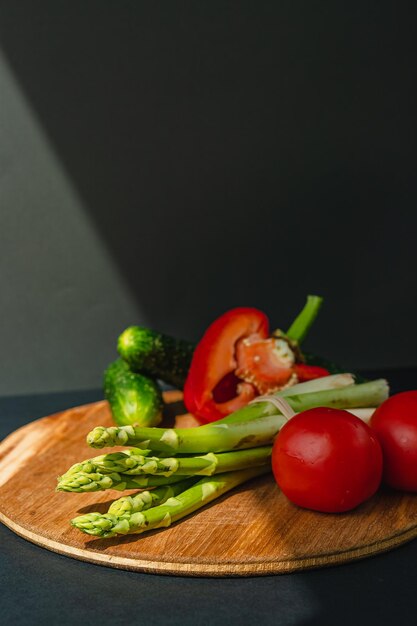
[57,296,417,541]
[105,295,331,427]
[58,372,391,537]
[183,299,328,423]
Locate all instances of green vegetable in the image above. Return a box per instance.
[71,466,269,538]
[87,379,389,454]
[87,414,286,455]
[104,359,163,427]
[221,373,356,425]
[278,373,355,396]
[66,445,272,478]
[108,478,199,516]
[60,447,151,476]
[303,352,345,374]
[302,352,366,383]
[56,469,191,492]
[118,326,194,388]
[286,295,323,344]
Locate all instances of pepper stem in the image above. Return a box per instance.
[285,295,323,345]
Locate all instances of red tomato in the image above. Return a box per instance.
[272,407,383,513]
[370,391,417,492]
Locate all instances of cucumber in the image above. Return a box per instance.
[117,326,194,389]
[104,359,163,427]
[304,352,366,383]
[303,352,345,374]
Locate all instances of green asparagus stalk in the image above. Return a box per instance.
[86,445,272,477]
[56,469,191,493]
[57,445,272,491]
[108,478,198,516]
[63,448,151,476]
[71,465,270,538]
[87,412,286,454]
[87,379,388,453]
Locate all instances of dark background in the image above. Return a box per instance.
[0,1,416,395]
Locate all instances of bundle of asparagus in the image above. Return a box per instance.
[57,374,389,539]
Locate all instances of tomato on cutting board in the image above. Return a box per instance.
[370,391,417,492]
[272,407,383,513]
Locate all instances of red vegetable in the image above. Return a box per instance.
[370,391,417,492]
[183,308,270,423]
[293,364,330,382]
[234,334,298,393]
[271,407,383,513]
[184,306,330,423]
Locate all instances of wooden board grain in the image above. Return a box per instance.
[1,392,417,577]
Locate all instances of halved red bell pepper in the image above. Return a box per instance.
[183,299,330,424]
[183,307,310,423]
[183,308,269,423]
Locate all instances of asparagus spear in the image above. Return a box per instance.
[57,444,272,492]
[87,379,388,453]
[87,412,286,454]
[80,445,272,477]
[71,465,270,538]
[63,448,151,476]
[108,478,198,516]
[56,470,191,493]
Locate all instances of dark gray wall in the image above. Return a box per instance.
[0,1,416,395]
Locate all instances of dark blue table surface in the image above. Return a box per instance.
[1,369,417,626]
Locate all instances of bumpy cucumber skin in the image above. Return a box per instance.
[304,352,365,383]
[117,326,194,389]
[303,351,345,374]
[104,359,163,427]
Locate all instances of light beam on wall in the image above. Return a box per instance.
[0,50,147,395]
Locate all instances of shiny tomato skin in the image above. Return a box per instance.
[370,391,417,492]
[272,408,383,513]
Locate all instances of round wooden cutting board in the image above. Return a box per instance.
[1,392,417,577]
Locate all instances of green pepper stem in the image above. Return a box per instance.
[285,295,323,344]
